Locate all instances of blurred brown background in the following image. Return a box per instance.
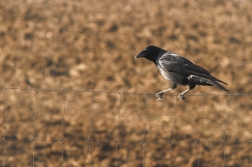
[0,0,252,166]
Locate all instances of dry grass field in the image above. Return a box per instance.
[0,0,252,166]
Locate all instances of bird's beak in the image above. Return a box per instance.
[135,49,147,58]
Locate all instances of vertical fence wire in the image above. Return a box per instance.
[168,96,178,167]
[3,88,8,167]
[61,90,66,167]
[32,89,38,167]
[114,92,122,167]
[196,95,206,167]
[222,94,231,167]
[142,93,149,167]
[88,91,95,167]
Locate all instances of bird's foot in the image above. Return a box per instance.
[178,94,186,100]
[156,92,164,100]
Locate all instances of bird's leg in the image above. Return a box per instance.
[156,82,177,100]
[178,85,196,100]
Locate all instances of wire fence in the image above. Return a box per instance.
[0,88,251,166]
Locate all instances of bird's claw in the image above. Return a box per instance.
[156,92,164,100]
[178,94,186,100]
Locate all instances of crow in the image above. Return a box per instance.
[136,45,229,100]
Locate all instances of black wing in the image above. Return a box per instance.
[158,53,228,85]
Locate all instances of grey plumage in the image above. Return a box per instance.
[136,45,229,100]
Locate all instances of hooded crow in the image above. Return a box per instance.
[136,45,229,100]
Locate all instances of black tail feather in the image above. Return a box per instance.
[206,75,228,85]
[191,75,229,92]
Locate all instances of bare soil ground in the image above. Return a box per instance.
[0,0,252,166]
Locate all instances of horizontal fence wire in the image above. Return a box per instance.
[0,88,251,167]
[0,87,251,96]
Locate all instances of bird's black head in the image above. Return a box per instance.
[135,45,165,63]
